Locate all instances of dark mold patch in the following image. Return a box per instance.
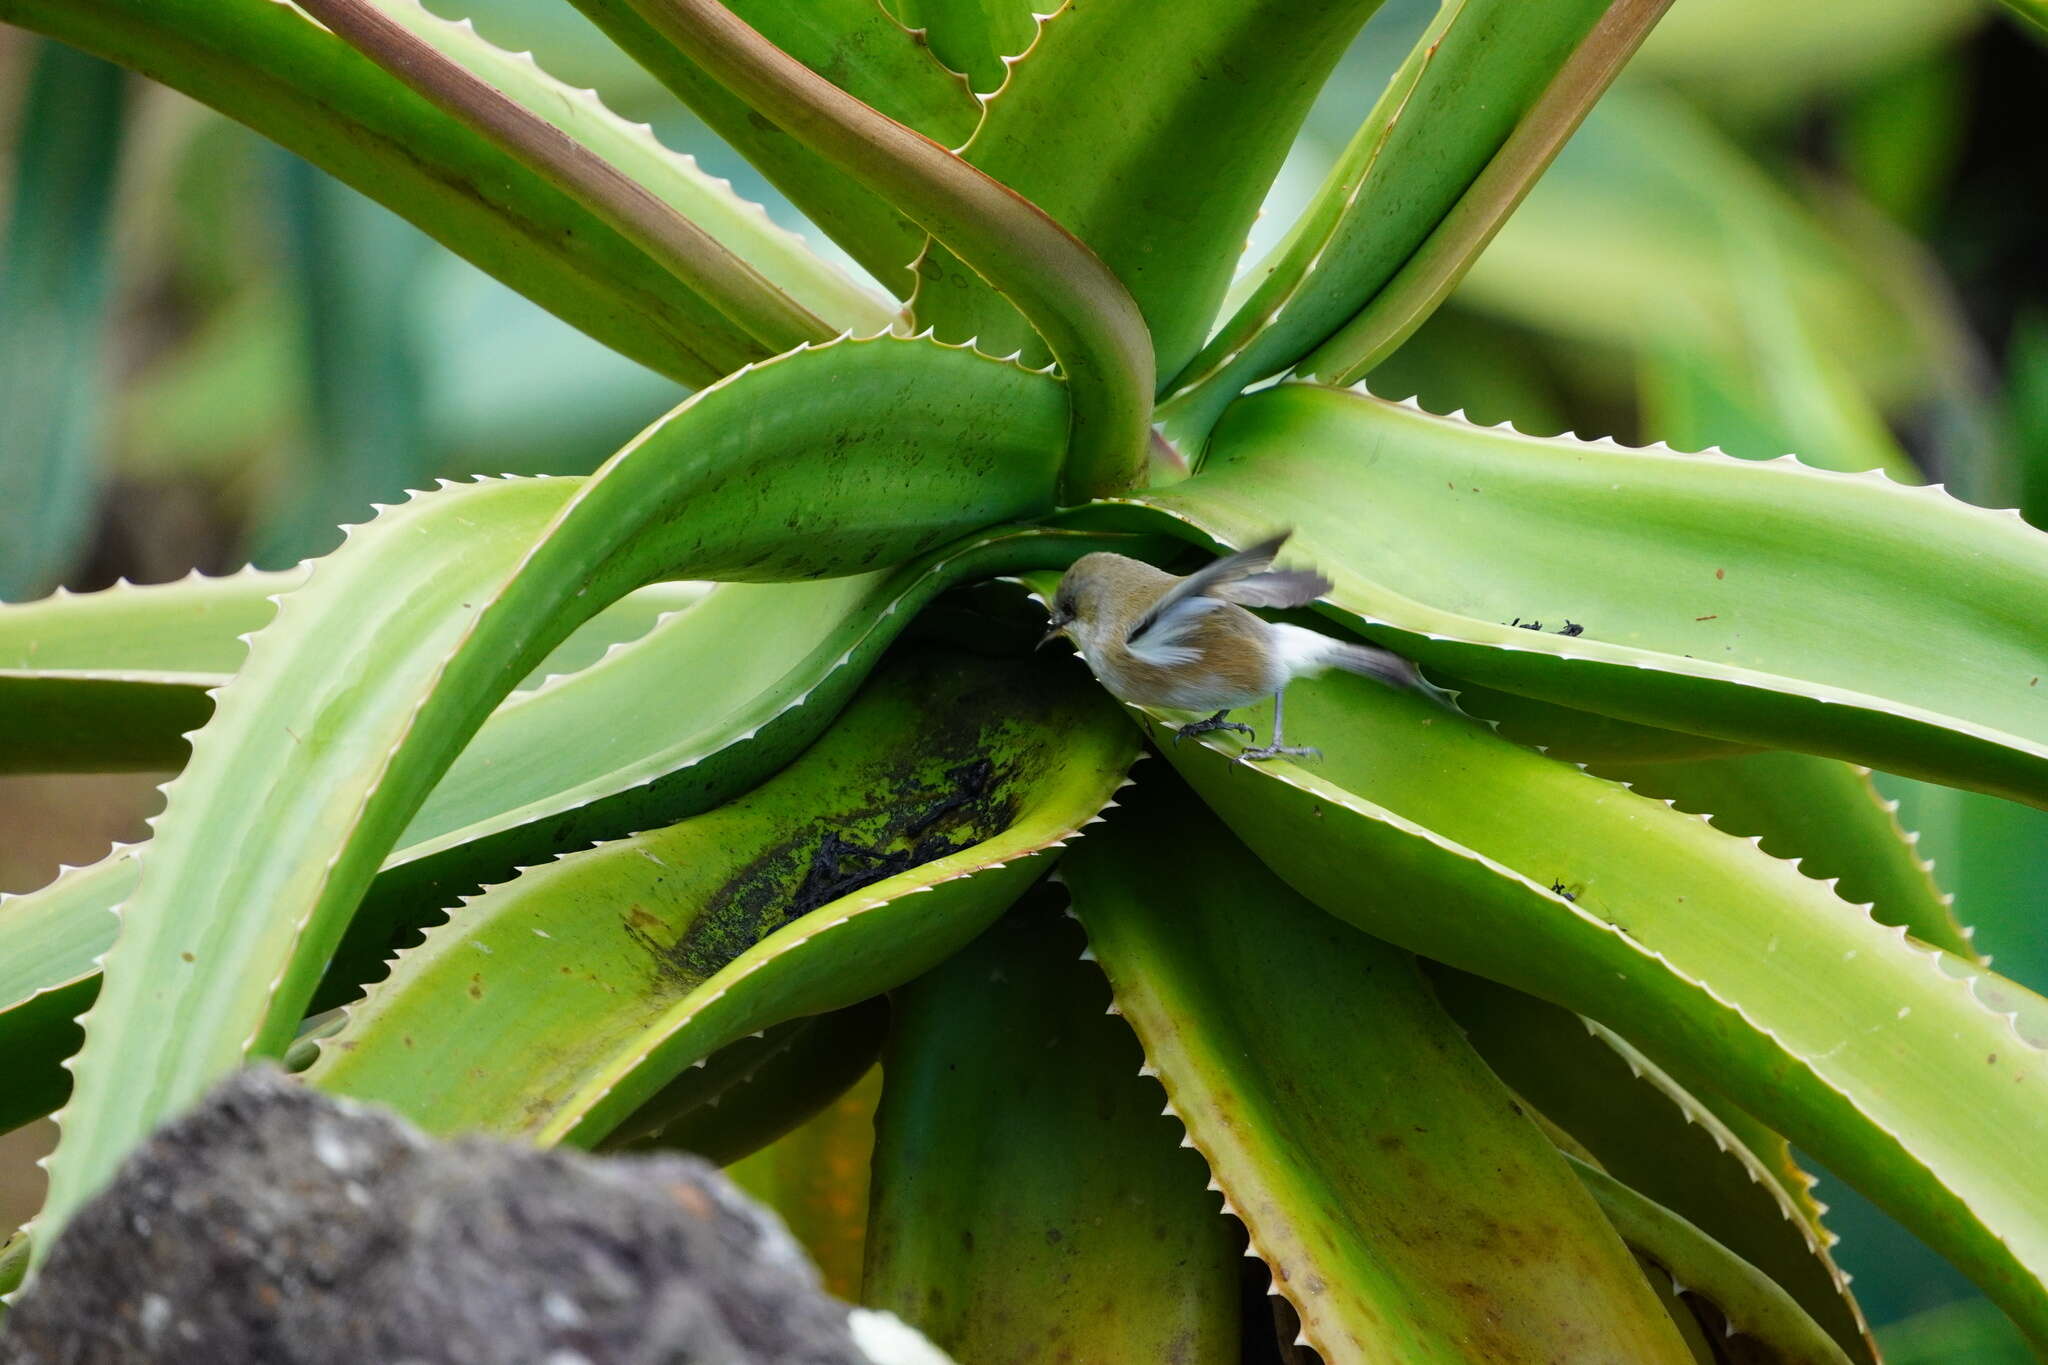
[623,654,1070,998]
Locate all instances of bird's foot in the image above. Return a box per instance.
[1175,712,1255,744]
[1238,743,1321,764]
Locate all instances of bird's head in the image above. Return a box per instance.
[1039,552,1164,651]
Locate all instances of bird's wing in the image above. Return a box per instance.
[1124,532,1327,664]
[1124,595,1223,667]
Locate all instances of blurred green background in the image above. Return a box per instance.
[0,2,2043,1356]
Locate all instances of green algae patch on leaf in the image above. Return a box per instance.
[1064,783,1694,1365]
[863,890,1238,1363]
[307,647,1136,1146]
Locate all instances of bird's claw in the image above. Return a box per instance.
[1238,744,1321,764]
[1174,716,1255,745]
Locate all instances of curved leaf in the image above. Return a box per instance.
[910,0,1385,381]
[1063,782,1693,1364]
[864,889,1238,1361]
[306,648,1137,1145]
[606,998,889,1162]
[1137,665,2048,1344]
[0,0,804,384]
[37,335,1069,1258]
[370,0,896,337]
[1293,0,1674,386]
[608,0,1155,499]
[1126,382,2048,807]
[1156,0,1611,447]
[1569,1158,1855,1365]
[0,40,127,600]
[1594,752,1977,958]
[0,530,1156,1123]
[567,0,980,291]
[0,568,703,772]
[884,0,1037,94]
[728,1063,883,1301]
[1432,968,1875,1364]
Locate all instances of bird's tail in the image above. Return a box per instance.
[1275,623,1457,710]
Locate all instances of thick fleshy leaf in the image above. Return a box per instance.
[566,0,978,292]
[1291,0,1676,387]
[0,41,127,600]
[0,570,709,773]
[0,530,1154,1126]
[604,999,888,1161]
[1594,752,1977,959]
[603,0,1155,500]
[306,648,1136,1145]
[36,335,1070,1258]
[1133,664,2048,1344]
[1063,783,1693,1364]
[1432,968,1875,1364]
[0,0,874,384]
[883,0,1036,94]
[910,0,1386,381]
[729,1064,884,1301]
[1568,1158,1856,1365]
[1121,382,2048,807]
[1156,0,1611,446]
[863,889,1238,1362]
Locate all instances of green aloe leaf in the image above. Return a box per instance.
[0,568,705,772]
[1063,782,1694,1363]
[605,0,1155,500]
[567,0,979,292]
[883,0,1036,94]
[1568,1158,1856,1365]
[36,335,1069,1260]
[0,530,1154,1127]
[863,887,1239,1361]
[910,0,1386,381]
[1132,665,2048,1343]
[0,568,712,773]
[0,0,876,385]
[1292,0,1675,387]
[1119,382,2048,807]
[1156,0,1611,447]
[1432,968,1875,1364]
[604,998,889,1161]
[0,41,128,600]
[729,1063,883,1301]
[1593,752,1977,959]
[307,648,1136,1145]
[0,846,135,1136]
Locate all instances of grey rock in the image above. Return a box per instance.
[1,1068,874,1365]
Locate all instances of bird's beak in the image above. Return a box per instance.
[1037,615,1071,651]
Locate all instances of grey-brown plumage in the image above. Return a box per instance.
[1041,532,1445,760]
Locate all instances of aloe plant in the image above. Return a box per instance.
[3,0,2048,1358]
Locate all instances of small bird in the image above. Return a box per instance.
[1040,532,1446,761]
